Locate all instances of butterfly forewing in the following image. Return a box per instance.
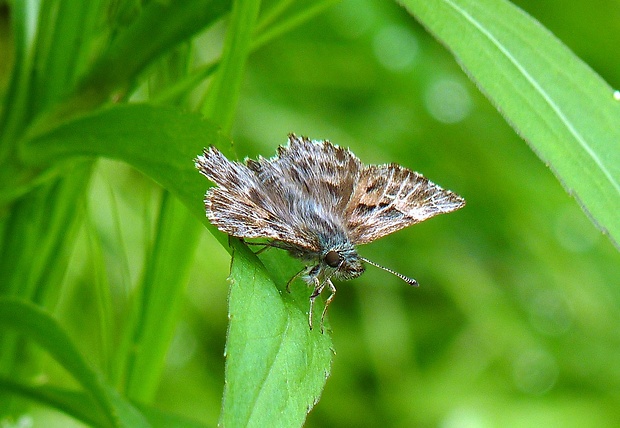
[196,146,314,249]
[345,164,465,245]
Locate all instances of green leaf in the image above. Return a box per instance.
[400,0,620,246]
[0,297,149,428]
[221,239,333,428]
[19,103,229,242]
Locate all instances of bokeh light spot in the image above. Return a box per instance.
[373,25,419,72]
[424,77,473,123]
[512,349,559,395]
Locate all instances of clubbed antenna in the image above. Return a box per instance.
[360,257,419,287]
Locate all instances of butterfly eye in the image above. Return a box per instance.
[324,250,341,268]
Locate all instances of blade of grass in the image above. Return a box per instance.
[86,0,231,98]
[0,0,38,159]
[124,193,203,401]
[18,103,230,401]
[400,0,620,246]
[0,376,210,427]
[83,198,116,380]
[31,0,106,113]
[200,0,261,133]
[0,162,92,377]
[252,0,340,50]
[0,376,110,427]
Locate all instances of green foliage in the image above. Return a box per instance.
[0,297,149,427]
[22,104,225,227]
[1,0,619,427]
[401,0,620,246]
[222,240,333,427]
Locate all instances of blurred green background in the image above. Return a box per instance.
[3,0,620,426]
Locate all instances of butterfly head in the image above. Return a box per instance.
[322,244,365,281]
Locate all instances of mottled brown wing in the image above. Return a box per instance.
[195,146,308,248]
[242,134,363,250]
[195,135,364,251]
[345,164,465,245]
[247,134,362,215]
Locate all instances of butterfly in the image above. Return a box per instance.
[195,134,465,330]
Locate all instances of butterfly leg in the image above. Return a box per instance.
[286,266,307,293]
[242,240,272,255]
[308,277,325,330]
[319,279,337,333]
